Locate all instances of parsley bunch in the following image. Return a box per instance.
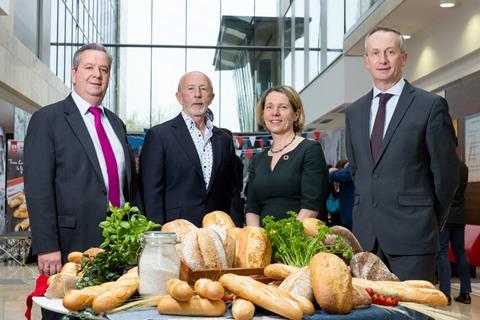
[77,203,160,288]
[263,211,352,267]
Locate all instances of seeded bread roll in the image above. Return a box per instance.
[350,252,399,281]
[202,210,236,229]
[235,226,271,268]
[162,219,198,242]
[310,252,353,314]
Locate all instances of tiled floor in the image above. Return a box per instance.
[1,262,479,320]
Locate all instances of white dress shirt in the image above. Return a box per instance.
[369,78,406,137]
[72,90,126,206]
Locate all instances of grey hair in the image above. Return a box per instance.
[177,71,214,92]
[72,43,112,70]
[364,25,406,54]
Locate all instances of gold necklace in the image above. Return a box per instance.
[270,134,296,154]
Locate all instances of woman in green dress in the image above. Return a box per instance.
[245,85,328,226]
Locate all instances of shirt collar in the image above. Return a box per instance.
[71,89,105,116]
[181,111,213,131]
[373,78,405,98]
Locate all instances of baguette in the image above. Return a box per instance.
[235,227,271,268]
[166,278,193,301]
[264,263,300,280]
[232,298,255,320]
[194,278,224,300]
[220,273,303,320]
[352,283,371,309]
[157,294,227,316]
[310,252,353,314]
[352,278,448,307]
[290,293,315,316]
[63,282,117,311]
[92,279,138,313]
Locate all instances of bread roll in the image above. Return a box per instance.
[235,226,271,268]
[264,263,300,280]
[232,298,255,320]
[278,267,313,301]
[67,252,84,264]
[302,218,325,237]
[92,279,138,313]
[162,219,198,242]
[350,252,399,281]
[194,278,224,300]
[13,205,28,218]
[352,283,371,309]
[157,294,227,316]
[310,252,353,314]
[83,247,104,258]
[196,228,228,269]
[352,277,448,307]
[330,226,363,254]
[220,273,303,320]
[14,218,30,232]
[202,211,236,229]
[166,278,193,301]
[63,282,117,311]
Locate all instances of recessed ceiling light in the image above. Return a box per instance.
[403,34,411,40]
[439,0,456,8]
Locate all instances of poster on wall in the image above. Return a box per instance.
[5,140,29,233]
[465,113,480,182]
[0,128,5,235]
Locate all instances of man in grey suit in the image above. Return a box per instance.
[345,26,458,281]
[24,44,140,278]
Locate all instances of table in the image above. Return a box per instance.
[33,297,433,320]
[0,231,31,265]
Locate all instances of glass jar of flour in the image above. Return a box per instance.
[138,231,179,296]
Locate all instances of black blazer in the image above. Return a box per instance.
[24,95,140,263]
[345,81,458,255]
[446,160,468,225]
[139,113,239,227]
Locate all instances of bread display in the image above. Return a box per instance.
[350,252,399,281]
[202,210,236,229]
[310,252,353,314]
[157,294,227,316]
[235,226,271,268]
[232,298,255,320]
[220,273,303,320]
[193,278,224,300]
[165,278,193,301]
[180,227,229,270]
[352,277,448,307]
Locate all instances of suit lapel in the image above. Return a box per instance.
[105,109,131,192]
[375,82,415,168]
[171,114,204,181]
[361,90,375,168]
[63,95,103,181]
[207,128,223,193]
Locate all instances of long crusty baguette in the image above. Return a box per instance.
[264,263,300,280]
[166,278,193,301]
[352,278,448,307]
[194,278,224,300]
[219,273,303,320]
[63,282,117,311]
[232,298,255,320]
[157,294,227,316]
[310,252,353,314]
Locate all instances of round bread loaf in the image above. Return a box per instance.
[310,252,353,314]
[202,211,236,229]
[162,219,198,242]
[302,218,325,237]
[234,226,271,268]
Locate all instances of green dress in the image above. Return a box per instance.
[245,139,327,223]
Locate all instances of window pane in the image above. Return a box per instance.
[326,0,344,64]
[294,49,304,90]
[186,0,219,45]
[294,0,304,47]
[152,0,185,45]
[254,0,278,17]
[119,0,151,44]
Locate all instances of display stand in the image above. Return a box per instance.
[0,231,31,265]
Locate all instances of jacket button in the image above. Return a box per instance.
[372,202,378,208]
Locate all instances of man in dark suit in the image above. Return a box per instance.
[345,26,458,281]
[140,71,239,227]
[24,43,140,277]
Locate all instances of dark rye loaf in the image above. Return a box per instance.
[350,252,400,281]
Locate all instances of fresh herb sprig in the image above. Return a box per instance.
[77,203,160,288]
[263,211,352,267]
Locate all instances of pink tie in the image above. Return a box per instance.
[89,106,120,207]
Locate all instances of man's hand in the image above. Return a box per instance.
[38,251,62,276]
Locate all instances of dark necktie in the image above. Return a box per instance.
[370,93,393,162]
[89,106,121,207]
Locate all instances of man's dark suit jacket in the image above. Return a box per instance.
[345,81,458,256]
[24,94,140,263]
[446,160,468,225]
[139,113,239,227]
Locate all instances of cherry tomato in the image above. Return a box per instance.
[222,293,235,302]
[385,297,394,306]
[377,296,386,305]
[371,294,379,304]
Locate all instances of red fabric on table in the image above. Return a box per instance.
[25,274,49,320]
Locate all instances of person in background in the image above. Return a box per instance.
[437,158,471,305]
[245,85,328,226]
[24,43,140,319]
[140,71,239,227]
[345,25,458,281]
[325,164,341,226]
[329,160,354,231]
